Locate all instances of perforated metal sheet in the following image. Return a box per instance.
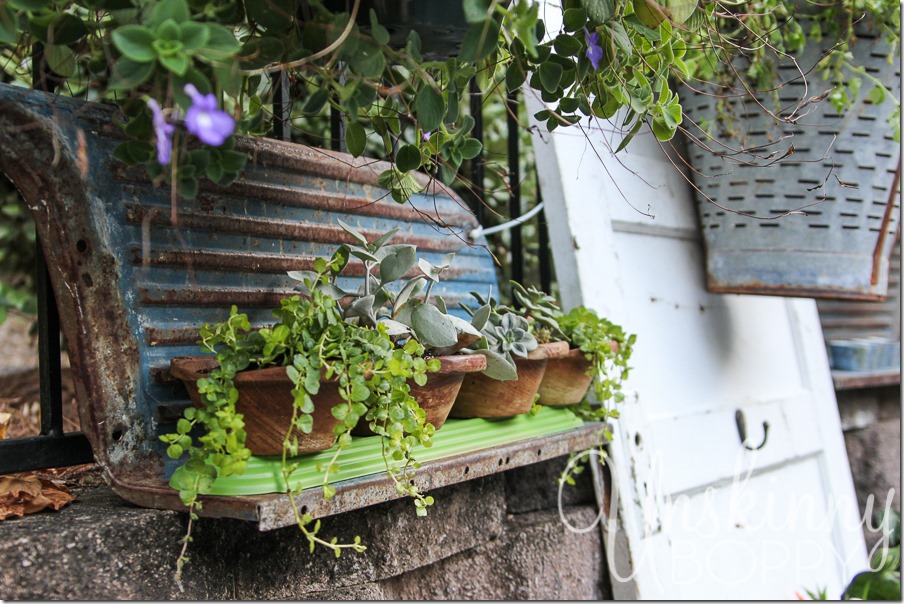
[682,23,901,300]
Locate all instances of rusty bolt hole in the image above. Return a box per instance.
[300,506,308,515]
[76,240,88,253]
[463,466,469,475]
[111,426,125,442]
[81,272,93,287]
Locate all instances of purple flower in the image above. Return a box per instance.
[147,98,175,165]
[584,28,603,71]
[183,84,234,147]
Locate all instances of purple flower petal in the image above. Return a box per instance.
[584,28,603,71]
[183,84,235,147]
[147,98,174,165]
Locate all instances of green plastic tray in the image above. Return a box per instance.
[206,406,586,496]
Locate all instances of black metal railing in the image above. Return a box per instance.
[0,60,554,474]
[0,44,94,474]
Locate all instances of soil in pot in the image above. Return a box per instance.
[170,357,344,456]
[449,341,570,418]
[351,353,487,436]
[536,347,593,407]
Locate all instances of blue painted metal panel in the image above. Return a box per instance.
[0,83,499,476]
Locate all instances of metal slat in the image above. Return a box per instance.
[0,434,94,474]
[110,421,605,531]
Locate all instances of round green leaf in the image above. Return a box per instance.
[553,33,582,56]
[48,13,88,45]
[111,25,157,63]
[302,88,330,115]
[415,86,444,133]
[44,44,76,78]
[538,62,563,93]
[159,52,190,76]
[505,62,526,92]
[395,144,421,172]
[246,0,296,31]
[110,57,155,89]
[179,21,210,51]
[459,138,482,160]
[237,36,284,69]
[150,0,190,27]
[562,7,587,32]
[581,0,614,24]
[379,244,417,285]
[345,121,366,157]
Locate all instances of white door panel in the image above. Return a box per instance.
[530,98,868,598]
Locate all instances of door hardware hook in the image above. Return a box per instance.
[735,410,769,451]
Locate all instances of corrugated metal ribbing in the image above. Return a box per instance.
[816,236,901,342]
[0,85,500,479]
[107,147,498,431]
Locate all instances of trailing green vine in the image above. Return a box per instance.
[160,258,442,578]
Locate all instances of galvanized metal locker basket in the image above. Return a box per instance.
[682,23,901,300]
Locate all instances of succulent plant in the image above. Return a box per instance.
[289,220,480,355]
[509,281,565,344]
[459,291,538,381]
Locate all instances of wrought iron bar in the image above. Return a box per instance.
[271,71,292,142]
[507,90,523,292]
[330,104,343,152]
[0,41,96,472]
[36,250,63,438]
[469,78,485,224]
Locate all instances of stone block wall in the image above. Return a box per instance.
[837,384,901,552]
[0,455,610,600]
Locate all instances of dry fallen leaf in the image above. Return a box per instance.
[0,472,75,520]
[0,412,10,440]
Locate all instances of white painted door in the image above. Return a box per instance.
[529,107,869,599]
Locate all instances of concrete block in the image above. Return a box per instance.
[232,473,507,598]
[0,486,232,600]
[382,506,605,600]
[504,455,596,515]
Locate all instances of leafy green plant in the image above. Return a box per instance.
[680,0,901,140]
[798,510,900,600]
[558,305,635,431]
[160,256,441,581]
[503,282,635,431]
[0,0,726,207]
[459,289,539,381]
[289,220,482,355]
[509,281,565,344]
[841,509,901,600]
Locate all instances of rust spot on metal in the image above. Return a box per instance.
[138,287,296,308]
[706,278,890,301]
[125,205,465,253]
[130,248,475,281]
[196,180,472,228]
